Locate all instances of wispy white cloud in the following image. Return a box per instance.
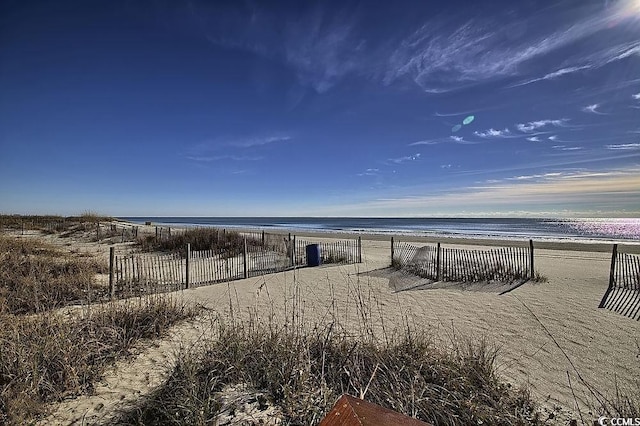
[197,4,363,93]
[441,164,452,169]
[511,65,591,87]
[230,135,291,148]
[551,145,582,151]
[516,119,567,133]
[449,135,476,144]
[408,138,441,146]
[185,133,291,163]
[335,168,640,215]
[633,93,640,100]
[585,40,640,67]
[548,135,559,141]
[510,38,640,90]
[383,5,628,93]
[357,168,380,176]
[605,143,640,150]
[505,172,564,181]
[581,103,608,115]
[193,1,640,95]
[387,153,421,164]
[282,10,364,93]
[526,136,541,142]
[474,128,513,138]
[560,147,583,151]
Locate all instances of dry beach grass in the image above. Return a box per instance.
[0,226,199,424]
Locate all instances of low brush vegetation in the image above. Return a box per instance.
[0,296,199,424]
[0,214,115,233]
[136,227,261,255]
[0,231,198,424]
[119,316,541,425]
[0,235,108,314]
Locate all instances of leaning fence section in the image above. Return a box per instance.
[599,245,640,320]
[391,238,533,284]
[391,242,438,280]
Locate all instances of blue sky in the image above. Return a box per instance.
[1,0,639,217]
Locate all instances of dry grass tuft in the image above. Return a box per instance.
[118,314,541,425]
[0,235,107,314]
[0,296,199,424]
[136,227,260,256]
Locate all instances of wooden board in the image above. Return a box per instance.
[318,394,432,426]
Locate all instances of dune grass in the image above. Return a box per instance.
[136,227,261,256]
[0,235,108,314]
[0,231,199,424]
[0,296,199,424]
[0,214,115,232]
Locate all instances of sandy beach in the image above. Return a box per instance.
[28,226,639,425]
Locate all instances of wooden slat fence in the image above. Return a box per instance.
[0,217,141,243]
[294,238,361,266]
[599,244,640,320]
[441,246,530,283]
[391,239,533,284]
[96,223,139,243]
[190,248,245,285]
[110,235,361,297]
[391,242,438,279]
[114,252,185,296]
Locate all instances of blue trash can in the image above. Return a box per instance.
[306,244,322,267]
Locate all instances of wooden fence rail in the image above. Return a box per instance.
[599,244,640,320]
[293,238,361,266]
[110,235,361,298]
[391,239,534,284]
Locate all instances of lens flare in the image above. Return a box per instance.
[613,0,640,21]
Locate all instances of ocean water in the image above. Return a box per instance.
[120,217,640,243]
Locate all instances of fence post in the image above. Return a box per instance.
[599,244,618,308]
[390,237,394,266]
[21,219,24,235]
[109,247,115,299]
[155,226,159,243]
[121,228,125,243]
[292,235,296,267]
[357,236,362,263]
[436,242,441,281]
[609,244,618,289]
[529,239,534,279]
[96,222,100,241]
[185,243,191,289]
[262,230,265,247]
[243,237,248,279]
